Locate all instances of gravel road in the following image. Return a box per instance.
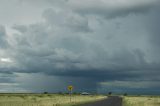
[80,96,122,106]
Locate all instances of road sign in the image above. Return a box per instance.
[67,85,74,102]
[68,85,73,91]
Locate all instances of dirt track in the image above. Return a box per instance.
[80,96,122,106]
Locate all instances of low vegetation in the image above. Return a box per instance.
[123,96,160,106]
[0,93,106,106]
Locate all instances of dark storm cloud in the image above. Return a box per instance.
[5,13,160,92]
[0,73,16,83]
[68,0,158,19]
[0,0,160,93]
[0,77,12,83]
[52,69,137,82]
[147,6,160,48]
[0,26,8,48]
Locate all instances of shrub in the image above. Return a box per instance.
[124,93,128,96]
[44,92,48,94]
[108,92,112,95]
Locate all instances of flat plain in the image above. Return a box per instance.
[0,94,106,106]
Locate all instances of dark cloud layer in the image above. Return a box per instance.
[0,0,160,93]
[0,26,8,48]
[68,0,158,19]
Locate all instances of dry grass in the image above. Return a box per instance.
[123,96,160,106]
[0,94,106,106]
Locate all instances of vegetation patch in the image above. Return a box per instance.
[0,94,106,106]
[123,96,160,106]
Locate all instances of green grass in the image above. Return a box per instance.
[0,94,106,106]
[123,96,160,106]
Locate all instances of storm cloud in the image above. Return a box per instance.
[0,26,8,48]
[0,0,160,93]
[68,0,158,18]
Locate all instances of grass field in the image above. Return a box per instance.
[123,96,160,106]
[0,94,106,106]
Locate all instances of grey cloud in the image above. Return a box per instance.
[8,8,160,92]
[12,25,27,33]
[68,0,158,19]
[147,7,160,47]
[14,73,98,93]
[0,73,17,83]
[100,80,160,89]
[0,0,160,93]
[0,77,13,83]
[98,80,160,94]
[141,5,160,63]
[42,8,92,32]
[0,26,8,48]
[20,0,67,5]
[7,22,145,92]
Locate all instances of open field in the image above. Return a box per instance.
[0,94,106,106]
[123,96,160,106]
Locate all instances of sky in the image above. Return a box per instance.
[0,0,160,94]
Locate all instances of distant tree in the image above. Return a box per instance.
[73,92,80,95]
[124,93,128,96]
[58,91,63,94]
[108,92,112,95]
[64,92,69,95]
[44,92,48,94]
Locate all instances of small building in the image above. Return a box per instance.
[81,92,90,95]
